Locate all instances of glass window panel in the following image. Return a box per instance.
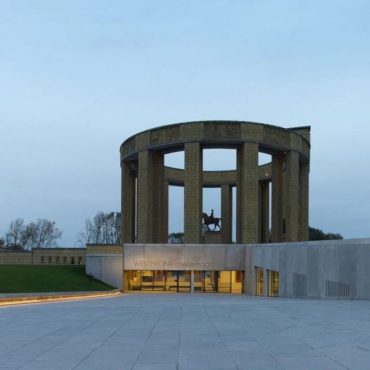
[255,267,264,296]
[268,270,279,297]
[141,271,154,290]
[204,271,217,292]
[153,270,165,290]
[218,271,231,293]
[124,270,245,294]
[193,271,204,292]
[125,270,141,291]
[231,271,243,293]
[165,271,178,291]
[177,271,191,292]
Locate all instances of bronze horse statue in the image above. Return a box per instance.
[202,209,221,231]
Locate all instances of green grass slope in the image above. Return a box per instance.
[0,265,114,293]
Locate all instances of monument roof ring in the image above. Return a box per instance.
[120,120,310,163]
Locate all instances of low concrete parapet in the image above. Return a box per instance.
[0,252,32,264]
[0,248,86,265]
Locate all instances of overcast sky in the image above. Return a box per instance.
[1,0,369,245]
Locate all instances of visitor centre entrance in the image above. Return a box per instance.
[124,270,244,293]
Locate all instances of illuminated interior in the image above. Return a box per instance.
[268,270,279,297]
[255,267,264,296]
[124,270,243,293]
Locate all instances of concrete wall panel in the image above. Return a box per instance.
[86,255,123,289]
[123,244,245,271]
[246,239,370,300]
[85,238,370,300]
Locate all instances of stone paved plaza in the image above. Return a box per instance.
[1,294,370,369]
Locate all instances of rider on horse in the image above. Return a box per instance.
[202,209,221,231]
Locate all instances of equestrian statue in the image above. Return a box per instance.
[202,209,221,231]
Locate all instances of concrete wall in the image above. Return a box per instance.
[0,252,32,264]
[32,248,86,265]
[246,239,370,300]
[0,248,86,265]
[85,245,123,289]
[84,239,370,300]
[86,254,123,289]
[123,244,246,271]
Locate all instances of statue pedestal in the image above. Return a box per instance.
[204,231,222,244]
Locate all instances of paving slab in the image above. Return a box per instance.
[1,294,370,369]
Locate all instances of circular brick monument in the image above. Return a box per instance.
[120,121,310,244]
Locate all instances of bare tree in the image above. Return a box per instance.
[21,219,62,249]
[78,212,121,245]
[3,218,62,250]
[79,219,95,245]
[5,218,25,248]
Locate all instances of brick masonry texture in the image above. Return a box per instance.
[120,121,310,244]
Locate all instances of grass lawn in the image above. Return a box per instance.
[0,265,114,293]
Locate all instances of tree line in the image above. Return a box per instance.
[0,218,62,250]
[77,212,121,245]
[308,227,343,241]
[0,212,343,251]
[0,212,122,251]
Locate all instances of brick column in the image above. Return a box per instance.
[236,149,242,243]
[259,181,270,243]
[221,184,232,244]
[184,143,203,243]
[137,150,152,243]
[121,161,136,243]
[237,143,259,244]
[285,151,300,241]
[271,154,284,242]
[137,150,168,243]
[299,162,309,241]
[151,152,166,243]
[160,181,169,243]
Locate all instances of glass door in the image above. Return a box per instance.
[141,271,154,290]
[177,271,191,292]
[204,271,218,292]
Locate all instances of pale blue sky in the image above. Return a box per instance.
[1,1,370,245]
